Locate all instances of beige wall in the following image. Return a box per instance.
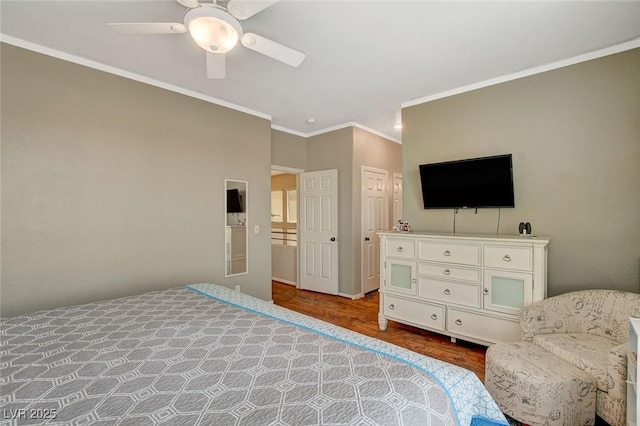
[403,48,640,295]
[304,127,402,296]
[1,44,273,317]
[353,127,403,294]
[306,128,354,295]
[271,129,307,170]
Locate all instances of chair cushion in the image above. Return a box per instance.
[532,333,617,392]
[485,342,597,426]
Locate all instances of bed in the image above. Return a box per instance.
[1,283,508,425]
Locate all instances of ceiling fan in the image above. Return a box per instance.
[107,0,305,79]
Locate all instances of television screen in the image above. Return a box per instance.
[419,154,515,209]
[227,189,243,213]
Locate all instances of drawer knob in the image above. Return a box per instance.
[443,289,451,295]
[503,254,511,262]
[455,319,462,325]
[431,313,438,320]
[443,250,451,256]
[389,304,395,310]
[443,269,451,275]
[397,246,403,252]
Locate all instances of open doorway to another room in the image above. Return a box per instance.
[271,169,299,286]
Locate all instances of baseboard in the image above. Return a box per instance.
[338,292,364,300]
[272,278,297,286]
[273,280,364,299]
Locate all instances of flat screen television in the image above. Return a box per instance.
[226,188,243,213]
[419,154,515,209]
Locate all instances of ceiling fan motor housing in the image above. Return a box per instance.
[185,5,243,53]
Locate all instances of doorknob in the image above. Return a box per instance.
[330,237,336,241]
[365,237,370,241]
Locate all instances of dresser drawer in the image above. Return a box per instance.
[383,294,445,331]
[418,241,481,266]
[447,307,521,344]
[484,245,532,271]
[418,262,481,282]
[418,277,480,308]
[385,238,416,259]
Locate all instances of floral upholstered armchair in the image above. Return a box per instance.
[519,289,640,426]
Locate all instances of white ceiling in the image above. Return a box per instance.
[2,1,640,142]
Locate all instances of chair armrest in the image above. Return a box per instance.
[607,342,628,398]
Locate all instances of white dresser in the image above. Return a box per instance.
[378,231,550,346]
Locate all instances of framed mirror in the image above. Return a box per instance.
[225,179,248,276]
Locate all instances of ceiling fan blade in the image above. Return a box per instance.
[227,0,278,20]
[240,33,305,67]
[108,23,186,35]
[206,51,226,79]
[176,0,199,8]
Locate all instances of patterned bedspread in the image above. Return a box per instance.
[1,283,507,425]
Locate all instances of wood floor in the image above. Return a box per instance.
[272,281,488,382]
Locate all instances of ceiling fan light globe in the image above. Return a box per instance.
[189,16,239,53]
[184,5,243,54]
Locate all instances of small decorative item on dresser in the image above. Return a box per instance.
[394,219,411,232]
[518,221,531,236]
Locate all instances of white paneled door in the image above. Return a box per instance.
[362,167,388,294]
[299,169,339,295]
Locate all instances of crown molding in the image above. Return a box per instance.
[270,125,308,138]
[271,122,402,144]
[351,123,402,144]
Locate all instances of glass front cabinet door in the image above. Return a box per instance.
[483,269,533,315]
[384,259,417,295]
